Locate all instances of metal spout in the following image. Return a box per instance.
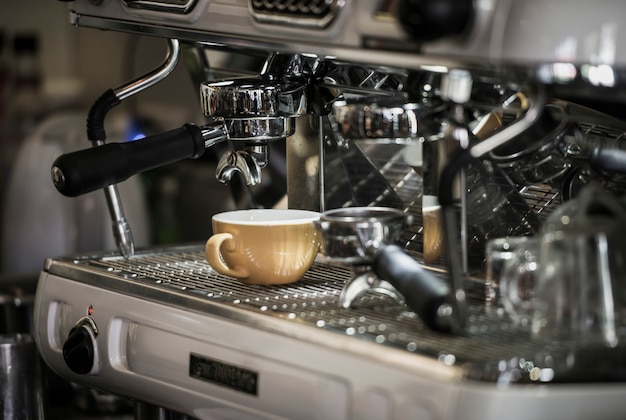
[216,150,262,186]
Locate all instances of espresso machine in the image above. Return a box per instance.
[33,1,626,418]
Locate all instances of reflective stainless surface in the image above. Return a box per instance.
[286,116,321,211]
[489,102,575,188]
[216,149,262,185]
[223,117,295,141]
[200,78,307,119]
[1,334,46,419]
[317,207,408,263]
[66,0,626,90]
[332,98,420,143]
[199,55,311,185]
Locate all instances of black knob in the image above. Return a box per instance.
[397,0,474,42]
[63,323,96,375]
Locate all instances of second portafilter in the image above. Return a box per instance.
[316,207,453,332]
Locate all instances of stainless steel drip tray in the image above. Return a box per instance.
[43,244,626,384]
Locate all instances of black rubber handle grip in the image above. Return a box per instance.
[52,124,205,197]
[373,244,450,331]
[590,147,626,174]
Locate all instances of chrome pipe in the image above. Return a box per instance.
[114,38,180,101]
[99,38,181,257]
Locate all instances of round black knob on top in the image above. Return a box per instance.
[397,0,474,42]
[62,320,98,375]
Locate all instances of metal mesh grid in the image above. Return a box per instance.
[74,246,550,382]
[579,120,626,140]
[518,184,561,221]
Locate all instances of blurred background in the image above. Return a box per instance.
[0,1,260,417]
[0,0,257,280]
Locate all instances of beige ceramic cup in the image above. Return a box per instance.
[205,209,321,285]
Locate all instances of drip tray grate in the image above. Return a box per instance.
[50,245,625,384]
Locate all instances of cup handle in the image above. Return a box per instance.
[205,233,249,279]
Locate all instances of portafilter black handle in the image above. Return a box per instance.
[590,146,626,174]
[52,123,213,197]
[372,244,451,332]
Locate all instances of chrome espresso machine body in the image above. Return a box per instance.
[34,1,626,419]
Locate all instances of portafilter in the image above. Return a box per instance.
[315,207,452,332]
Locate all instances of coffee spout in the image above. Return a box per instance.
[201,62,309,187]
[216,150,262,186]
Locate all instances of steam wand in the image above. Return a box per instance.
[64,38,181,258]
